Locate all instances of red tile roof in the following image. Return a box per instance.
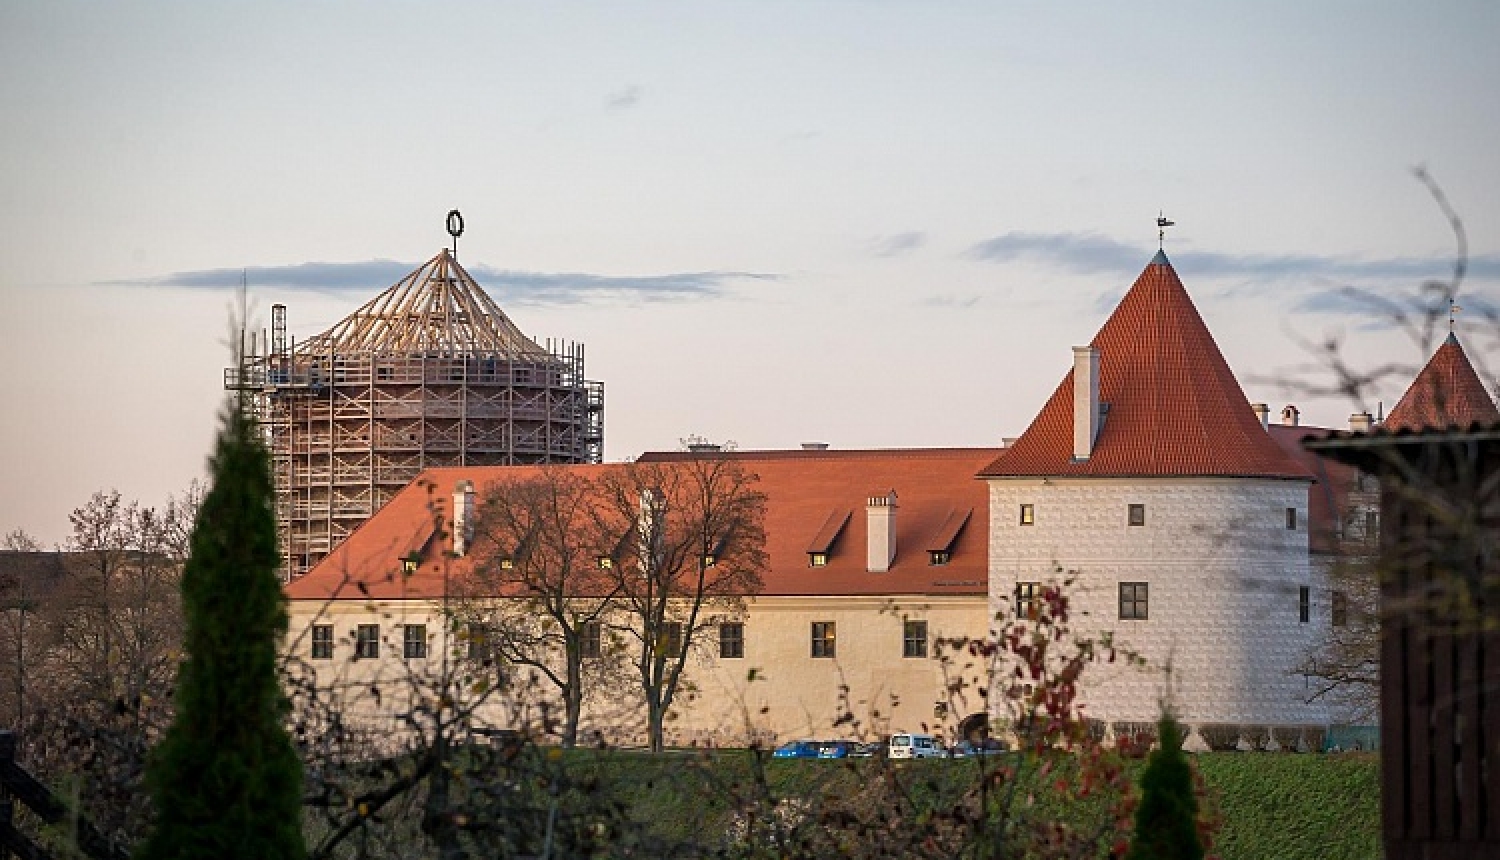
[980,252,1312,480]
[286,448,1000,601]
[1383,333,1499,432]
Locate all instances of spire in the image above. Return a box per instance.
[1384,333,1499,431]
[980,254,1311,479]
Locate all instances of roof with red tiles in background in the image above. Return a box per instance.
[1383,333,1499,432]
[979,251,1312,481]
[1269,424,1363,553]
[285,448,999,601]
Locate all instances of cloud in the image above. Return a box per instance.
[921,293,980,309]
[966,230,1500,284]
[869,231,926,258]
[106,261,779,305]
[605,85,642,110]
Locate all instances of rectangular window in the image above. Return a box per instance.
[311,624,333,659]
[658,622,683,658]
[404,624,427,659]
[1332,591,1349,627]
[596,555,614,569]
[581,621,602,659]
[1015,582,1042,618]
[720,622,745,659]
[1364,511,1379,544]
[1128,504,1146,527]
[1118,583,1149,620]
[355,624,380,659]
[1298,586,1310,623]
[903,620,928,658]
[929,550,950,566]
[1287,507,1299,530]
[809,552,828,567]
[811,622,836,658]
[1019,504,1035,526]
[467,624,492,661]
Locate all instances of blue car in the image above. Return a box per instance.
[818,741,856,759]
[771,740,821,758]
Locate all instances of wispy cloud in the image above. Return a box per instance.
[966,230,1500,284]
[105,261,779,305]
[869,231,926,258]
[605,85,642,110]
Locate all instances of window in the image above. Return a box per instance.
[1298,586,1310,623]
[1286,507,1299,530]
[404,624,427,658]
[1332,591,1349,627]
[1128,504,1146,527]
[703,554,717,568]
[1118,583,1149,620]
[929,550,950,566]
[1019,504,1035,526]
[903,620,928,658]
[402,555,420,574]
[311,624,333,659]
[808,552,828,567]
[720,622,745,659]
[658,622,683,658]
[355,624,380,659]
[1015,582,1042,618]
[498,557,515,570]
[811,622,836,658]
[1364,511,1379,543]
[597,555,614,569]
[467,624,492,661]
[581,621,602,659]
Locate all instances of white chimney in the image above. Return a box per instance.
[1251,403,1270,430]
[1349,412,1374,433]
[1281,404,1300,427]
[453,480,476,556]
[866,490,897,573]
[1072,346,1101,460]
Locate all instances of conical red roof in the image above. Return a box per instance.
[1383,333,1499,431]
[980,251,1311,479]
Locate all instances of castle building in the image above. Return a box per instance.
[981,251,1326,730]
[228,248,603,579]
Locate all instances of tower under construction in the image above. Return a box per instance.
[226,244,604,579]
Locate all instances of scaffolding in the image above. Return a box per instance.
[226,248,604,580]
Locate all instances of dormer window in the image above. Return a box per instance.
[703,554,717,568]
[809,552,828,567]
[597,556,614,570]
[401,555,420,574]
[929,550,950,566]
[498,557,514,570]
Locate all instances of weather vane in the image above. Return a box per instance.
[1450,297,1462,332]
[1157,212,1175,249]
[446,209,465,259]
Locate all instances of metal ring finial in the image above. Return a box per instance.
[446,210,464,258]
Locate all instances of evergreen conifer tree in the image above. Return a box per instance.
[137,404,305,860]
[1125,713,1203,860]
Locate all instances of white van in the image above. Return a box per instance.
[887,732,945,759]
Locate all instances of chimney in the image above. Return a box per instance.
[801,442,830,451]
[1348,412,1374,433]
[1072,346,1101,460]
[453,480,476,556]
[1281,404,1300,427]
[866,490,897,573]
[1251,402,1270,430]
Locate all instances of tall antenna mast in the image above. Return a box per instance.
[446,209,465,260]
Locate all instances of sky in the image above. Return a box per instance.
[2,1,1498,547]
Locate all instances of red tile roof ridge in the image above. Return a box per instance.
[638,447,1003,462]
[978,252,1313,481]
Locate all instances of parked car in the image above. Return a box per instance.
[817,741,856,759]
[887,732,946,759]
[772,740,822,759]
[852,741,887,758]
[951,738,1008,758]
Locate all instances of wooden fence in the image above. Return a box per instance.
[0,731,128,860]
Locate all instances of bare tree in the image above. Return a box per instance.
[596,451,767,752]
[458,467,626,748]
